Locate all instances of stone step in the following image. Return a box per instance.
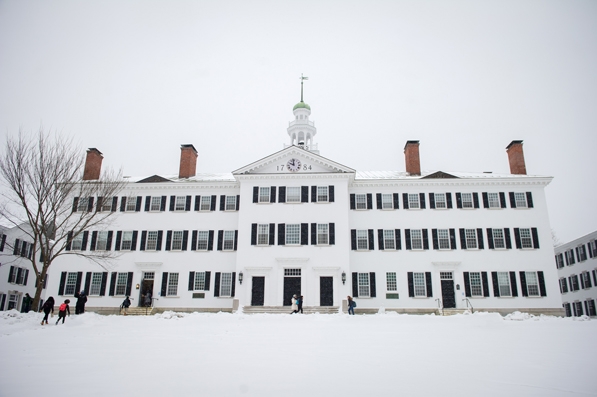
[441,309,471,316]
[242,306,340,314]
[121,307,154,316]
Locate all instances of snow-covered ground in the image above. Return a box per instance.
[1,310,595,397]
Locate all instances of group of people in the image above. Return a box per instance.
[37,290,87,325]
[290,294,304,314]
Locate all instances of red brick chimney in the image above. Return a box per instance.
[506,140,526,175]
[404,140,421,176]
[82,148,103,180]
[179,144,198,179]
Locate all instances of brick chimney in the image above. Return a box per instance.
[179,144,198,179]
[404,140,421,176]
[82,148,103,180]
[506,140,526,175]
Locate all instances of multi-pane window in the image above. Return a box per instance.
[317,224,329,245]
[461,193,473,208]
[525,272,540,296]
[317,186,329,202]
[514,192,527,208]
[7,294,19,310]
[125,197,137,212]
[220,273,232,297]
[101,198,113,212]
[259,187,271,203]
[383,230,395,250]
[175,196,186,211]
[193,272,206,290]
[555,253,564,269]
[150,197,161,211]
[408,194,420,209]
[146,231,159,251]
[197,231,209,251]
[434,193,447,209]
[285,224,300,245]
[559,278,568,293]
[71,234,84,251]
[386,272,397,291]
[356,230,368,250]
[590,240,597,257]
[487,193,500,208]
[413,272,426,297]
[492,229,506,249]
[381,194,393,209]
[257,224,269,245]
[96,231,109,251]
[200,196,212,211]
[355,194,367,210]
[121,231,133,250]
[358,273,370,297]
[77,197,89,212]
[570,275,579,291]
[223,231,235,251]
[469,272,483,296]
[286,187,301,203]
[115,273,128,295]
[497,272,512,297]
[411,229,423,250]
[577,245,587,262]
[89,273,103,296]
[167,273,179,296]
[519,228,533,249]
[171,231,183,251]
[582,272,591,289]
[465,229,478,249]
[65,272,78,295]
[437,229,450,250]
[566,250,575,265]
[225,196,237,211]
[17,269,26,285]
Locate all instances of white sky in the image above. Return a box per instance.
[0,0,595,243]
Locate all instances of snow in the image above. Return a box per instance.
[1,310,595,397]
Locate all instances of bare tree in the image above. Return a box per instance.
[0,128,126,311]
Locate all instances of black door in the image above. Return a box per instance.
[320,277,333,306]
[283,277,301,306]
[251,277,265,306]
[139,279,154,307]
[441,279,456,308]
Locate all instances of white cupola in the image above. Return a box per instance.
[286,74,319,154]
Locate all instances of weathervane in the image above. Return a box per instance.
[299,73,308,102]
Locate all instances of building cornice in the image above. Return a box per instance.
[350,177,552,189]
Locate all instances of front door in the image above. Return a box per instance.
[283,277,301,306]
[440,272,456,309]
[320,277,333,306]
[251,277,265,306]
[139,272,155,307]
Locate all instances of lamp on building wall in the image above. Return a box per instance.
[342,271,346,285]
[239,272,243,285]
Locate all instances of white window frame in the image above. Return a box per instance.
[64,272,78,295]
[76,197,89,212]
[71,233,84,251]
[408,194,420,209]
[492,228,506,249]
[16,268,26,285]
[383,230,395,250]
[96,231,109,251]
[356,230,368,250]
[514,192,528,208]
[559,278,568,294]
[193,272,206,291]
[316,186,329,203]
[7,293,19,310]
[175,196,186,211]
[386,272,397,291]
[469,272,483,297]
[582,272,591,289]
[101,198,113,212]
[566,250,575,265]
[125,197,137,212]
[89,272,103,296]
[577,245,587,262]
[150,196,161,211]
[381,194,393,210]
[286,187,301,203]
[487,192,500,208]
[525,272,540,297]
[497,272,512,297]
[465,229,478,249]
[358,273,370,297]
[115,273,128,296]
[285,224,300,245]
[146,231,158,251]
[257,224,269,246]
[434,193,447,209]
[555,254,564,269]
[166,273,179,296]
[355,194,367,210]
[225,196,237,211]
[121,231,133,250]
[570,275,579,291]
[461,193,473,209]
[220,272,233,297]
[223,231,235,251]
[196,231,209,251]
[200,196,212,211]
[519,228,533,249]
[437,229,450,250]
[258,187,271,203]
[410,229,423,250]
[317,224,329,245]
[413,272,427,297]
[171,231,183,251]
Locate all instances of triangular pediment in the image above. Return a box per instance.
[422,171,459,179]
[137,175,171,183]
[233,146,355,175]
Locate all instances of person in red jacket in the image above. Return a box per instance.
[56,299,70,325]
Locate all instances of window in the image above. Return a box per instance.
[121,232,133,250]
[197,231,209,251]
[434,193,446,209]
[408,194,420,209]
[7,294,19,310]
[519,228,533,249]
[285,224,300,245]
[89,273,103,296]
[200,196,212,211]
[381,194,393,209]
[586,299,597,316]
[167,273,179,296]
[223,231,235,251]
[259,187,271,203]
[193,272,206,291]
[465,229,478,249]
[65,272,78,295]
[461,193,473,208]
[16,268,26,285]
[576,245,587,262]
[356,230,368,250]
[410,229,423,250]
[566,249,575,265]
[383,230,395,250]
[570,275,579,291]
[171,231,183,251]
[437,229,450,250]
[96,231,109,251]
[77,197,89,212]
[8,266,28,285]
[355,194,367,210]
[487,193,500,208]
[225,196,237,211]
[125,197,137,212]
[574,301,583,317]
[559,278,568,294]
[114,273,128,295]
[497,272,512,297]
[525,272,540,297]
[175,196,186,211]
[469,272,483,296]
[514,192,528,208]
[286,187,301,203]
[386,272,397,291]
[555,253,564,269]
[101,198,113,212]
[71,234,84,251]
[358,273,370,297]
[220,273,232,297]
[563,302,571,317]
[317,186,329,203]
[413,273,426,297]
[590,240,597,257]
[257,224,269,245]
[146,231,159,251]
[317,224,329,245]
[492,229,505,249]
[150,196,161,211]
[582,272,592,289]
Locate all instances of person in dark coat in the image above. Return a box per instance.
[40,296,55,325]
[74,290,87,314]
[21,293,33,313]
[56,299,70,325]
[121,296,131,315]
[297,295,304,314]
[347,296,356,315]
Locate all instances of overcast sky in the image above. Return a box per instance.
[0,0,595,244]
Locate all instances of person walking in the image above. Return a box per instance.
[21,293,33,313]
[74,290,87,314]
[40,296,55,325]
[144,290,152,307]
[347,296,356,315]
[297,295,304,314]
[121,296,131,315]
[290,294,299,314]
[56,299,70,325]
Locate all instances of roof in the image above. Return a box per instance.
[293,101,311,111]
[354,170,550,181]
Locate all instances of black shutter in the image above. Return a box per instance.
[194,195,200,211]
[473,193,479,208]
[422,229,429,250]
[510,272,518,297]
[456,193,462,208]
[278,224,285,246]
[145,196,151,211]
[96,197,103,213]
[352,273,358,297]
[425,272,433,297]
[131,231,138,251]
[13,238,20,255]
[220,195,225,211]
[504,228,512,249]
[482,272,490,297]
[459,229,466,249]
[393,193,399,209]
[514,228,521,249]
[350,194,355,209]
[376,193,382,209]
[395,229,401,250]
[538,271,546,296]
[531,228,540,248]
[509,192,516,208]
[449,229,456,250]
[446,193,453,208]
[329,223,335,245]
[191,230,197,251]
[214,273,220,297]
[432,229,438,250]
[161,273,168,296]
[0,234,5,251]
[135,196,142,211]
[72,197,79,213]
[82,231,89,251]
[109,272,117,296]
[482,193,489,208]
[301,223,308,245]
[156,231,163,251]
[188,272,195,291]
[125,273,133,296]
[351,230,357,250]
[106,231,113,251]
[87,197,94,212]
[408,272,414,297]
[84,273,92,294]
[140,231,147,251]
[278,187,286,203]
[208,230,214,251]
[236,195,240,211]
[160,196,167,211]
[368,229,374,250]
[210,195,216,211]
[90,231,97,251]
[405,229,411,250]
[270,186,276,203]
[301,186,309,203]
[205,272,211,291]
[526,192,534,208]
[499,192,506,208]
[251,224,257,245]
[464,272,471,297]
[378,229,384,250]
[477,229,484,249]
[329,186,334,202]
[99,272,108,296]
[115,231,122,251]
[311,223,316,245]
[231,272,236,297]
[402,193,409,209]
[366,194,373,210]
[217,230,223,251]
[58,272,67,295]
[23,269,29,286]
[185,196,191,211]
[311,186,317,203]
[165,231,172,251]
[66,232,72,251]
[492,272,500,297]
[182,231,189,251]
[429,193,436,209]
[370,272,376,297]
[419,193,426,209]
[253,187,258,203]
[519,272,528,297]
[269,223,275,245]
[111,196,118,212]
[15,268,22,284]
[486,228,494,249]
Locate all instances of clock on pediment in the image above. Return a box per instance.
[286,158,301,172]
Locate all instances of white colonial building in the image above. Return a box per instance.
[1,92,564,316]
[555,231,597,317]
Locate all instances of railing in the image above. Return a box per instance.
[435,298,443,316]
[288,120,315,128]
[462,298,474,313]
